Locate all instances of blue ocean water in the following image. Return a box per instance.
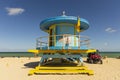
[100,52,120,58]
[0,52,34,57]
[0,52,120,58]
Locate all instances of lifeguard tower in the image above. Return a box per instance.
[28,12,96,75]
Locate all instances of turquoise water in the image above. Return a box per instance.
[100,52,120,58]
[0,52,120,58]
[0,52,34,57]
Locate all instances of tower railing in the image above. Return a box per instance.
[36,34,90,50]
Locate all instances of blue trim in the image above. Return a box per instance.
[36,46,88,50]
[40,16,89,32]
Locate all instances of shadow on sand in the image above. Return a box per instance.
[24,61,78,68]
[24,61,39,68]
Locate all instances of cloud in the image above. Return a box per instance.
[104,42,108,46]
[105,27,117,33]
[5,7,25,15]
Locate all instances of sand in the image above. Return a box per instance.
[0,57,120,80]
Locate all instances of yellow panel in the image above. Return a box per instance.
[35,66,88,70]
[34,69,93,74]
[31,49,97,54]
[28,49,39,54]
[54,25,56,46]
[28,66,94,75]
[50,24,56,29]
[44,30,49,33]
[49,24,56,46]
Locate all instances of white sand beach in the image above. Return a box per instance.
[0,57,120,80]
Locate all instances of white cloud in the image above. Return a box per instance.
[105,27,116,33]
[5,7,25,15]
[104,42,108,46]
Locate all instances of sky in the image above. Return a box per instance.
[0,0,120,52]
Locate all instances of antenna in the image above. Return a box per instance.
[62,11,66,16]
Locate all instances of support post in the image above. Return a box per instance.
[78,35,80,49]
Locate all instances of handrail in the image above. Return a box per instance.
[36,34,90,50]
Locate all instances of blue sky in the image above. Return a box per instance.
[0,0,120,52]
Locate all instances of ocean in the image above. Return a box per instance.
[0,52,34,57]
[0,52,120,58]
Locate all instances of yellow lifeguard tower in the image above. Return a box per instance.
[28,12,96,75]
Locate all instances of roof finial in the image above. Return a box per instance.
[62,11,66,16]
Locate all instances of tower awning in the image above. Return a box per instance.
[40,16,89,32]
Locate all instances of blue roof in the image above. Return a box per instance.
[40,15,89,32]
